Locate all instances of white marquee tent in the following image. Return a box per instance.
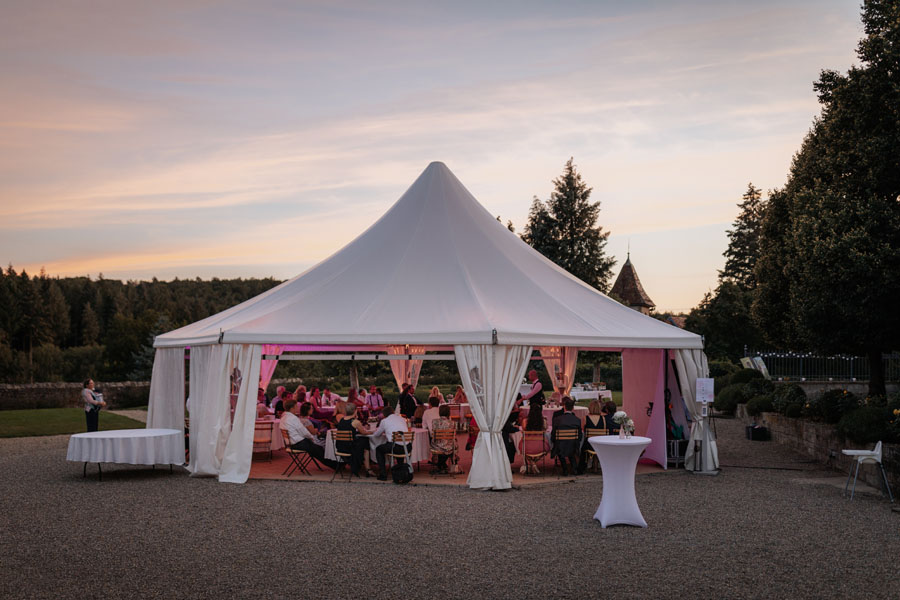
[147,162,715,488]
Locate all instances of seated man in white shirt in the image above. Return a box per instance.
[280,398,337,469]
[372,405,411,481]
[422,397,441,434]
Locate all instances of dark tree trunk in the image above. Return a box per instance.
[867,348,886,398]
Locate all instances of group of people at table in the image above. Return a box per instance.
[257,369,621,479]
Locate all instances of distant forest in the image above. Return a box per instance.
[0,266,281,383]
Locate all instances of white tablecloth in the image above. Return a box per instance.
[569,390,613,402]
[67,429,184,466]
[589,435,651,528]
[324,427,429,464]
[256,419,283,452]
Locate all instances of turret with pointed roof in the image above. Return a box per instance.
[610,253,655,315]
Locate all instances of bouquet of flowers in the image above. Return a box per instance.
[613,410,635,436]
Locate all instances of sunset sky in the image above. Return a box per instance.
[0,1,862,311]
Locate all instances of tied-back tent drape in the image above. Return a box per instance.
[387,344,424,390]
[537,346,579,396]
[456,344,532,490]
[674,348,717,472]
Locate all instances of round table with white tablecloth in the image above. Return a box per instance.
[324,427,429,465]
[67,428,184,466]
[589,435,651,528]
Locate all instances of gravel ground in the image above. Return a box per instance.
[2,418,898,599]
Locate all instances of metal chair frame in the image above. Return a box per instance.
[552,427,581,478]
[429,428,459,478]
[330,429,357,482]
[253,420,274,461]
[280,428,313,477]
[521,431,549,476]
[388,430,416,473]
[583,427,608,473]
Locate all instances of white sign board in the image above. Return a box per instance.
[696,378,714,405]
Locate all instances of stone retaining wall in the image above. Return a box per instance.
[737,405,899,495]
[0,382,152,410]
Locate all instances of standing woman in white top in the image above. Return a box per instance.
[82,378,106,432]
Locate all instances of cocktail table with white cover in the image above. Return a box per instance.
[67,429,184,466]
[589,435,651,528]
[324,427,429,464]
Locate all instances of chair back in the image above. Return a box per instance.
[874,440,883,462]
[432,428,457,443]
[554,428,579,441]
[448,404,461,421]
[254,420,273,443]
[392,431,415,444]
[585,427,607,438]
[522,431,547,456]
[333,429,353,457]
[280,427,294,450]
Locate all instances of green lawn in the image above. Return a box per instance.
[0,408,145,438]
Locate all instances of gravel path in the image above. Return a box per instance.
[2,418,898,599]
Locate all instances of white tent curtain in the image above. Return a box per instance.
[537,346,579,396]
[455,344,532,490]
[187,345,231,477]
[259,344,283,393]
[387,345,424,390]
[219,344,262,484]
[146,347,185,431]
[674,348,718,472]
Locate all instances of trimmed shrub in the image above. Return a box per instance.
[773,383,807,414]
[784,402,803,418]
[837,406,890,445]
[743,378,774,399]
[714,383,748,416]
[708,360,740,379]
[746,394,775,417]
[818,389,860,424]
[730,368,764,385]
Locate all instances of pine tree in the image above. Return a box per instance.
[521,159,616,291]
[720,183,765,289]
[81,302,100,345]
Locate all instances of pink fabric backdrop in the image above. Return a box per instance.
[622,348,667,468]
[259,345,283,392]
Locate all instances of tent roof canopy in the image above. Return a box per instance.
[155,162,702,350]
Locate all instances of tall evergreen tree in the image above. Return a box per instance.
[521,159,616,291]
[720,183,764,289]
[81,302,100,346]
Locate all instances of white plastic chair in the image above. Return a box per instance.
[842,441,894,501]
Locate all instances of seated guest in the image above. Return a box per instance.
[429,405,456,474]
[578,400,606,474]
[365,385,384,413]
[322,388,340,407]
[502,408,521,464]
[451,385,467,404]
[428,386,444,405]
[298,402,327,447]
[280,398,337,469]
[422,397,441,433]
[603,401,619,433]
[256,397,270,419]
[333,401,347,425]
[347,388,368,420]
[373,406,411,480]
[335,403,374,477]
[272,386,286,415]
[551,397,583,476]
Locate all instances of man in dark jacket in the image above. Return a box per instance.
[398,383,417,418]
[551,397,583,476]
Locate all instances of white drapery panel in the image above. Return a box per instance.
[259,344,283,393]
[146,347,185,432]
[537,346,579,396]
[674,349,718,472]
[188,345,231,477]
[219,344,262,484]
[455,344,532,490]
[387,345,424,390]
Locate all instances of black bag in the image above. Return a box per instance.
[391,462,413,484]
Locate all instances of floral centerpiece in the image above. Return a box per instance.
[612,410,635,438]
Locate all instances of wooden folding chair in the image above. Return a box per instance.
[280,429,313,477]
[448,404,462,431]
[330,429,357,482]
[253,420,274,461]
[583,427,608,473]
[389,430,416,472]
[521,431,548,476]
[553,428,581,478]
[429,428,459,478]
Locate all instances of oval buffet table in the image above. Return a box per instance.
[589,435,651,528]
[67,428,184,480]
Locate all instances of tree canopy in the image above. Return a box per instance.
[521,158,616,292]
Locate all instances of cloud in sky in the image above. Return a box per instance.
[0,0,862,311]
